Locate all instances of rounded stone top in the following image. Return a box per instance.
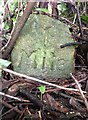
[11,14,75,79]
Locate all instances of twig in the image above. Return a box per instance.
[0,99,21,114]
[46,77,87,93]
[0,37,11,52]
[60,16,78,27]
[3,0,10,11]
[59,92,83,103]
[2,1,36,59]
[3,68,86,93]
[75,5,83,37]
[0,106,19,119]
[18,106,28,120]
[70,0,83,37]
[0,91,29,102]
[20,89,44,109]
[70,73,88,112]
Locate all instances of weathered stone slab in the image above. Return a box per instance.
[11,14,75,79]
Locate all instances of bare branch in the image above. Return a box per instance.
[70,73,88,112]
[3,68,87,93]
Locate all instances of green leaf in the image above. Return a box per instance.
[5,23,10,30]
[57,3,67,13]
[0,59,11,78]
[38,86,46,94]
[81,15,88,23]
[35,8,49,13]
[12,17,16,22]
[0,59,11,68]
[77,0,81,6]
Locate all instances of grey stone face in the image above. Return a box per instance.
[11,14,75,79]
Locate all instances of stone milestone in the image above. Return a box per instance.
[11,14,75,79]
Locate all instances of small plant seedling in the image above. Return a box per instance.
[38,85,46,94]
[38,86,46,100]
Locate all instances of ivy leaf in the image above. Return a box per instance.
[57,3,67,14]
[35,8,49,13]
[38,86,46,94]
[0,59,11,78]
[81,15,88,23]
[5,23,10,30]
[0,59,11,68]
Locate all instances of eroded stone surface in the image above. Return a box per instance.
[11,14,75,78]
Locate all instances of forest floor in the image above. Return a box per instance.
[1,32,88,119]
[0,2,88,120]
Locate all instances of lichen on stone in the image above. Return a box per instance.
[11,14,75,79]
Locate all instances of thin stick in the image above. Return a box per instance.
[3,68,86,93]
[70,0,83,37]
[70,73,88,112]
[0,91,29,102]
[0,99,21,114]
[75,5,83,37]
[0,38,11,52]
[2,1,36,59]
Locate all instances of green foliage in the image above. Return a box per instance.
[34,8,49,13]
[12,17,17,22]
[38,86,46,94]
[4,22,10,30]
[81,15,88,23]
[77,0,81,6]
[4,23,10,30]
[10,0,18,11]
[0,59,11,68]
[0,59,11,78]
[57,3,67,15]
